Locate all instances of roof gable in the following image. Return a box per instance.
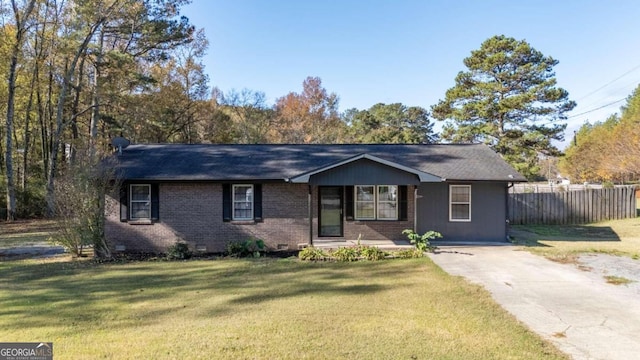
[289,153,441,183]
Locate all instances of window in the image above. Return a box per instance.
[377,185,397,219]
[355,185,375,219]
[130,184,151,220]
[450,185,471,221]
[233,185,253,220]
[354,185,397,220]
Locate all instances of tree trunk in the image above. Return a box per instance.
[69,55,87,166]
[22,68,37,192]
[5,40,19,221]
[45,19,106,217]
[5,0,36,220]
[89,27,104,159]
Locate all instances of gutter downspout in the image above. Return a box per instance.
[308,185,313,246]
[414,186,418,232]
[506,182,514,241]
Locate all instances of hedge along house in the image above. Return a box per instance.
[105,143,527,253]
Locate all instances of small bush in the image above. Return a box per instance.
[359,246,387,261]
[394,249,425,259]
[226,238,265,258]
[331,247,359,262]
[298,246,329,261]
[402,229,442,253]
[166,242,193,260]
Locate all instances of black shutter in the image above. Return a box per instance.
[253,184,262,221]
[345,186,354,221]
[399,185,408,221]
[150,184,160,220]
[120,184,128,222]
[222,184,231,222]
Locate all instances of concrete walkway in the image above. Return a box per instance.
[428,246,640,360]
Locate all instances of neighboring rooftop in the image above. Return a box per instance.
[112,143,527,182]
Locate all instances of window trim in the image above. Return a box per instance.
[354,185,398,221]
[377,185,398,220]
[449,184,471,222]
[129,184,151,220]
[355,185,376,220]
[232,184,254,221]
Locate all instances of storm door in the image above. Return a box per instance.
[319,187,343,237]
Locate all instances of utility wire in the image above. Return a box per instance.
[567,98,626,119]
[575,63,640,101]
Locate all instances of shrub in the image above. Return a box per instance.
[298,246,329,261]
[359,245,387,261]
[402,229,442,253]
[331,246,359,262]
[393,249,425,259]
[166,242,193,260]
[226,238,265,258]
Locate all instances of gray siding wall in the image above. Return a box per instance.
[417,182,508,242]
[310,159,419,185]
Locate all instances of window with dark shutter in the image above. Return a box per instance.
[346,185,408,221]
[223,183,262,222]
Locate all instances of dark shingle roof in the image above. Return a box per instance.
[113,143,527,182]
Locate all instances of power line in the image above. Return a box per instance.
[567,98,626,119]
[575,63,640,102]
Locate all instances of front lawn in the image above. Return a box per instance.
[0,219,58,248]
[511,217,640,258]
[0,257,566,359]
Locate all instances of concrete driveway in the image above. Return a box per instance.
[428,246,640,360]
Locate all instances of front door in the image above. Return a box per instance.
[319,187,343,237]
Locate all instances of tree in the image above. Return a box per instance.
[346,103,437,143]
[272,77,345,143]
[560,85,640,183]
[4,0,37,220]
[215,88,273,144]
[44,0,195,215]
[431,35,576,180]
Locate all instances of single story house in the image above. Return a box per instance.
[105,143,527,253]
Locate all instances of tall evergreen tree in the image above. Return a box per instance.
[431,35,576,180]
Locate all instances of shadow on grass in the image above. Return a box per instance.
[510,224,621,248]
[0,258,410,334]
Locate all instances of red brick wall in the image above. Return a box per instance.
[105,183,309,253]
[105,183,415,253]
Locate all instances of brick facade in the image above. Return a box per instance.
[105,183,416,253]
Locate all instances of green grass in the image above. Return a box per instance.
[511,217,640,258]
[0,220,58,248]
[0,257,566,359]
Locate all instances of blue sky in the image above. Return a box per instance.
[181,0,640,149]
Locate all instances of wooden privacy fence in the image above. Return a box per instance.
[508,187,637,225]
